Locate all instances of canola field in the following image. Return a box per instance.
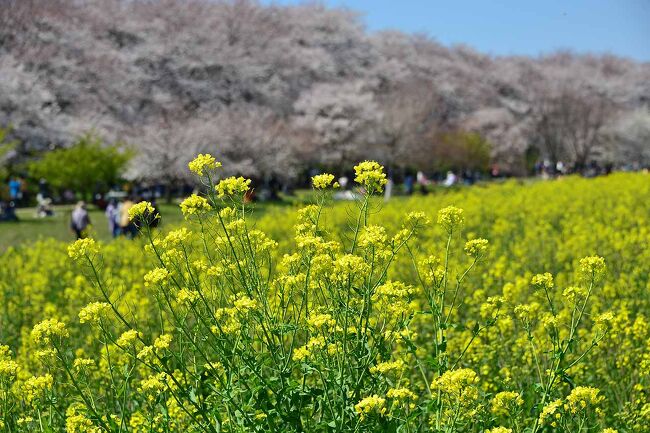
[1,158,649,433]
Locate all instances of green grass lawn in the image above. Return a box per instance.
[0,184,488,251]
[0,193,310,251]
[0,203,185,251]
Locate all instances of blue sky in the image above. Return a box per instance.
[266,0,650,61]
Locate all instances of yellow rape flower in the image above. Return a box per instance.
[358,225,388,248]
[431,368,479,407]
[0,358,18,379]
[354,160,387,193]
[139,372,171,400]
[215,176,251,198]
[73,358,95,371]
[562,285,588,303]
[486,428,512,433]
[369,359,406,375]
[404,211,429,228]
[164,227,192,246]
[579,256,606,281]
[531,272,554,290]
[180,194,211,218]
[565,386,604,413]
[354,395,387,419]
[233,295,258,314]
[143,267,170,287]
[66,411,100,433]
[491,391,523,416]
[539,399,563,425]
[128,201,154,220]
[333,254,369,282]
[117,329,141,347]
[307,313,336,329]
[188,153,221,176]
[31,318,69,344]
[292,336,326,362]
[78,302,111,324]
[17,417,34,426]
[386,387,417,401]
[437,206,464,233]
[177,288,200,305]
[312,173,339,189]
[465,238,489,257]
[67,238,99,261]
[21,374,54,404]
[154,334,173,352]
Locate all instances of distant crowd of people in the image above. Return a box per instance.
[69,197,161,240]
[1,176,53,221]
[533,159,615,178]
[105,197,160,238]
[1,161,634,237]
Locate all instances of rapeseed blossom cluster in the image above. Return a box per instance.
[353,160,387,193]
[562,285,588,303]
[67,237,99,260]
[177,288,199,305]
[485,428,512,433]
[179,194,211,218]
[22,374,54,404]
[579,256,607,280]
[333,254,370,282]
[78,302,111,324]
[386,387,417,402]
[432,368,479,406]
[355,395,387,419]
[292,336,326,362]
[405,210,429,227]
[31,319,69,344]
[464,238,489,257]
[491,391,524,416]
[153,334,173,352]
[163,227,192,246]
[188,153,221,176]
[0,345,18,379]
[358,225,388,249]
[565,386,604,413]
[65,404,101,433]
[143,267,170,287]
[437,205,464,232]
[128,200,155,220]
[369,359,406,375]
[73,358,95,371]
[117,329,141,347]
[139,372,171,400]
[539,399,563,427]
[531,272,554,290]
[513,303,541,327]
[594,311,614,334]
[307,313,336,329]
[215,176,251,198]
[0,158,644,433]
[312,173,339,189]
[233,294,258,314]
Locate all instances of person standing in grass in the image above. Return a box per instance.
[70,201,91,239]
[8,177,21,202]
[105,199,120,237]
[119,197,136,238]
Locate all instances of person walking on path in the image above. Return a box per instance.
[70,201,91,239]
